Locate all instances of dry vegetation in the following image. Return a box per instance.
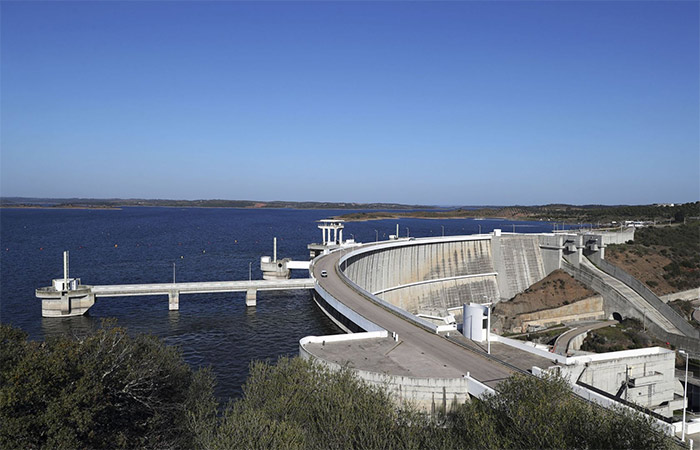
[581,318,667,353]
[494,270,595,319]
[605,221,700,296]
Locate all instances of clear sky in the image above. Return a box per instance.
[1,1,698,206]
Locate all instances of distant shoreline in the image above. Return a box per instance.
[337,213,512,222]
[0,205,122,211]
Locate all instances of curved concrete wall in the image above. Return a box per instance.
[343,234,549,316]
[299,334,474,413]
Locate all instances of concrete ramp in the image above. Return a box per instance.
[576,259,682,334]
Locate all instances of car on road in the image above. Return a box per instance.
[321,270,328,278]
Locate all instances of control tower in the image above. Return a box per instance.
[308,219,348,259]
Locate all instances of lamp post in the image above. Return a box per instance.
[406,227,409,238]
[173,262,176,284]
[680,350,689,442]
[441,225,444,237]
[375,229,378,242]
[479,224,482,234]
[249,262,252,281]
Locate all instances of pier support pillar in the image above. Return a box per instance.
[169,291,179,311]
[246,289,257,307]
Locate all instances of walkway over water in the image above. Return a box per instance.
[90,279,314,297]
[37,275,314,317]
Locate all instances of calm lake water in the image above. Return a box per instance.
[0,207,559,401]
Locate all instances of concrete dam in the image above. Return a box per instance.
[342,231,556,318]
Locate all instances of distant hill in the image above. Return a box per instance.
[0,197,436,211]
[336,202,700,224]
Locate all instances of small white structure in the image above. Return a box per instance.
[52,251,79,291]
[463,303,489,342]
[261,237,291,280]
[318,219,345,245]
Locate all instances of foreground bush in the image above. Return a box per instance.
[0,323,677,449]
[449,373,674,449]
[199,357,442,449]
[0,322,215,449]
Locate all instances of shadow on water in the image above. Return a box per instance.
[41,314,99,339]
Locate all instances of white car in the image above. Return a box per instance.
[320,270,328,278]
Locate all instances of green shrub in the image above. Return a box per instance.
[0,322,215,449]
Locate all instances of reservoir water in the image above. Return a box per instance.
[0,207,559,401]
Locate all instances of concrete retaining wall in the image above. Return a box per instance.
[516,295,606,330]
[561,262,700,353]
[661,288,700,303]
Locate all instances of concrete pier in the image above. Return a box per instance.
[168,291,179,311]
[245,289,257,307]
[37,277,314,317]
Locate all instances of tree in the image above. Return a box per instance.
[203,357,443,450]
[448,372,674,449]
[0,322,216,449]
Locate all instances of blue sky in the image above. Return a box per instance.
[2,1,698,205]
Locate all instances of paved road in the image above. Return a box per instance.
[579,258,681,334]
[91,278,314,297]
[552,321,616,355]
[314,249,515,387]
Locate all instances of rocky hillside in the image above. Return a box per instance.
[605,221,700,296]
[493,270,596,318]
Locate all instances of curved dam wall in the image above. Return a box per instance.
[343,234,550,316]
